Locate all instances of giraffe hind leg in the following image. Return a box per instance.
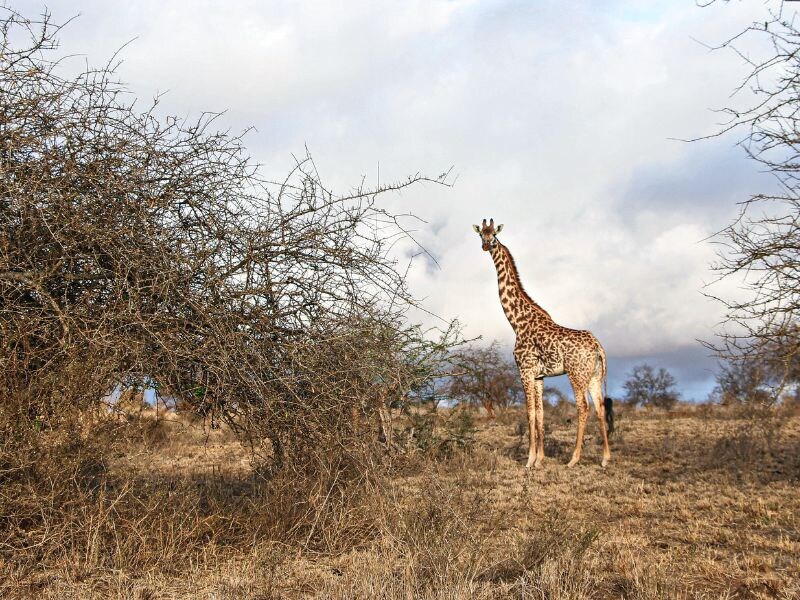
[588,368,611,467]
[567,377,590,468]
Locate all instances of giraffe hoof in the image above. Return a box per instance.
[601,457,610,468]
[567,458,579,468]
[533,460,543,469]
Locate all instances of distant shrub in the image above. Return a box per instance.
[622,364,680,409]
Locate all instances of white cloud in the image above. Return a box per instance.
[15,0,785,394]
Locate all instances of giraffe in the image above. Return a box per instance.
[473,218,611,468]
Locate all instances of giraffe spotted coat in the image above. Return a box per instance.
[474,218,611,468]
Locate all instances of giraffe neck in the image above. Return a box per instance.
[490,242,551,332]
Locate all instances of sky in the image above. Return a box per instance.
[12,0,787,400]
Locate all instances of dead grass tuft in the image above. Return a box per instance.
[2,406,799,598]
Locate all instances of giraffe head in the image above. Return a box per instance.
[472,218,504,251]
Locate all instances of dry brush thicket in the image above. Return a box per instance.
[0,6,459,587]
[3,404,797,599]
[0,7,448,438]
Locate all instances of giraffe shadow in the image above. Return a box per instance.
[504,436,571,464]
[543,437,571,461]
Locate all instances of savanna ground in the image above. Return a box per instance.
[2,404,798,600]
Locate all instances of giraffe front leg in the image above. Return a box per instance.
[534,378,545,468]
[521,372,539,469]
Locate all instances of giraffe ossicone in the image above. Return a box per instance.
[473,219,611,468]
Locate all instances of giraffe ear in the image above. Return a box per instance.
[472,224,481,233]
[496,224,504,233]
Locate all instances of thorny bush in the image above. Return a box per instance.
[0,6,457,574]
[0,7,452,455]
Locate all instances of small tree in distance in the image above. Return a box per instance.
[543,385,569,407]
[709,359,773,407]
[623,364,680,409]
[447,341,524,417]
[710,348,800,407]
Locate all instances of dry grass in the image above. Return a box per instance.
[2,406,799,599]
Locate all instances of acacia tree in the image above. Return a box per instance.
[709,336,800,405]
[710,358,774,406]
[0,8,452,468]
[701,0,800,385]
[622,364,680,409]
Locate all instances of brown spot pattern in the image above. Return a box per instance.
[474,219,611,468]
